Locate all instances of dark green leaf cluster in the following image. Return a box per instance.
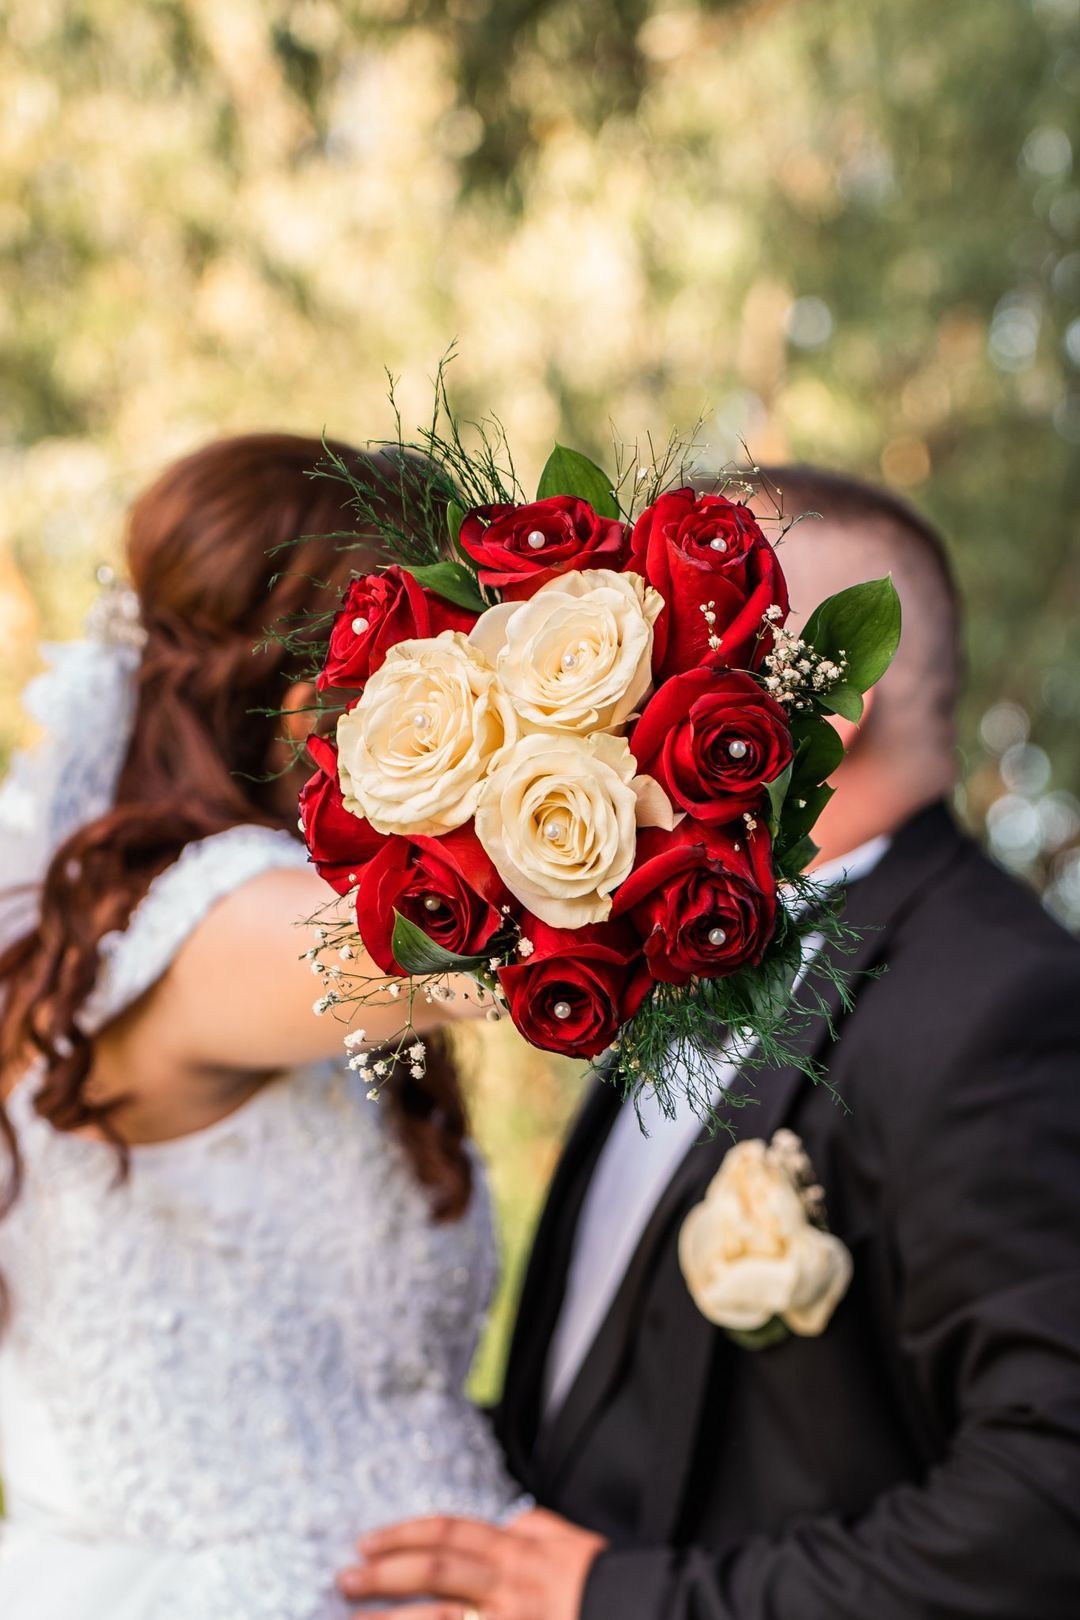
[802,578,903,725]
[608,875,868,1132]
[766,577,901,869]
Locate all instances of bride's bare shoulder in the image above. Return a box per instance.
[139,863,355,1073]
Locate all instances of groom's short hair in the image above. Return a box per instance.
[752,465,964,749]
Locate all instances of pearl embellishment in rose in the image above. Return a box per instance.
[335,633,517,837]
[709,537,728,552]
[473,730,673,928]
[526,530,546,550]
[468,568,663,738]
[352,616,369,634]
[542,809,571,842]
[708,926,727,946]
[727,739,748,759]
[422,894,441,912]
[553,1000,572,1020]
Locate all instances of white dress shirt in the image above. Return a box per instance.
[541,834,891,1420]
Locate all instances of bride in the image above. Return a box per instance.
[0,434,522,1619]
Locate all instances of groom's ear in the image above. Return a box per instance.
[280,680,319,748]
[827,686,877,763]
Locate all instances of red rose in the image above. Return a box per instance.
[613,821,777,985]
[631,668,793,822]
[497,920,652,1059]
[459,496,630,600]
[298,734,382,894]
[629,489,789,678]
[356,826,511,976]
[317,566,476,691]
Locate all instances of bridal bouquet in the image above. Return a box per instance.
[296,381,899,1114]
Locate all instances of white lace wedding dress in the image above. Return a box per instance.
[0,826,522,1620]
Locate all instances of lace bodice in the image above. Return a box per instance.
[0,828,520,1620]
[77,823,311,1033]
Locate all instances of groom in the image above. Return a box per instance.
[341,469,1080,1618]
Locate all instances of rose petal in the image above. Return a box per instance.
[781,1231,853,1336]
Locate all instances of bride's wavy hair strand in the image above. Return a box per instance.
[0,433,472,1268]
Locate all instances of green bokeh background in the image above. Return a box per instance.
[2,0,1079,1401]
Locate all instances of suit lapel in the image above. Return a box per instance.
[497,1074,621,1482]
[634,954,864,1538]
[539,959,855,1503]
[538,803,968,1526]
[535,1100,721,1484]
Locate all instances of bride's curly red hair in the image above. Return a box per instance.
[0,433,471,1235]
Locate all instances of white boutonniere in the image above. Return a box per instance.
[679,1129,852,1349]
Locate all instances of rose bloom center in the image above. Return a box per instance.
[533,615,616,692]
[380,679,457,762]
[703,726,759,771]
[526,782,609,870]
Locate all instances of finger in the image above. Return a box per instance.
[359,1515,505,1559]
[339,1549,496,1602]
[510,1507,574,1540]
[353,1608,464,1620]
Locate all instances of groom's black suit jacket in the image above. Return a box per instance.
[497,803,1080,1618]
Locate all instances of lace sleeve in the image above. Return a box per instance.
[78,825,312,1035]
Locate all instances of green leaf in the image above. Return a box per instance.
[818,683,864,723]
[446,495,466,541]
[536,444,620,518]
[789,711,845,788]
[764,762,792,833]
[727,1316,791,1351]
[446,505,476,570]
[776,716,842,861]
[781,781,833,844]
[775,833,820,878]
[446,500,466,544]
[802,576,902,696]
[402,560,486,614]
[390,912,489,976]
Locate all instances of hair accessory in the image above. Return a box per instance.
[84,564,147,651]
[0,567,144,952]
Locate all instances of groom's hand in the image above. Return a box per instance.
[337,1507,607,1619]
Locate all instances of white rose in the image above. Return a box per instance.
[336,633,517,836]
[474,730,673,928]
[678,1134,852,1336]
[469,568,663,735]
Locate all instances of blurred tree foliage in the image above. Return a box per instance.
[2,0,1079,1401]
[3,1,1077,832]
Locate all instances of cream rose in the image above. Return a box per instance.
[474,730,673,928]
[468,568,663,735]
[336,633,517,837]
[679,1133,852,1337]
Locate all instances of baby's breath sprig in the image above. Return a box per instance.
[760,607,848,712]
[300,888,504,1102]
[700,599,722,653]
